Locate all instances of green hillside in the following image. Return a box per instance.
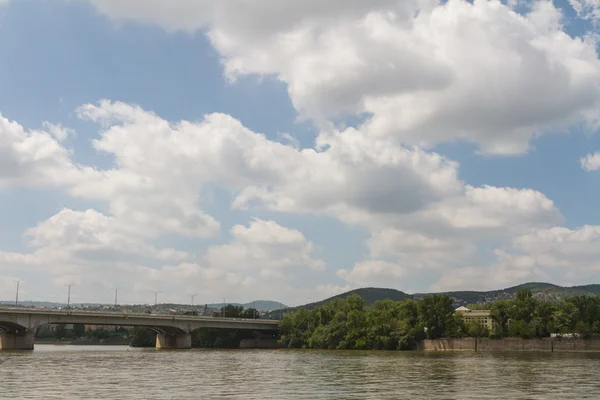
[287,282,600,312]
[304,287,411,309]
[414,282,600,305]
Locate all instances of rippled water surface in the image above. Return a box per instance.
[2,345,600,399]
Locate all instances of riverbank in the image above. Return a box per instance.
[423,338,600,352]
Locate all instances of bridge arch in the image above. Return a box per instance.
[0,321,28,334]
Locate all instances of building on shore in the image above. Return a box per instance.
[455,306,494,330]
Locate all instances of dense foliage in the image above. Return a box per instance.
[489,289,600,339]
[279,295,457,350]
[35,324,128,340]
[278,290,600,349]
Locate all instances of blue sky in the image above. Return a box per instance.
[1,0,600,306]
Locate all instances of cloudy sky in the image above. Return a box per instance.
[2,0,600,306]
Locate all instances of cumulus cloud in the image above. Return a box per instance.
[205,218,326,273]
[338,260,411,287]
[0,115,81,189]
[0,98,571,300]
[0,211,333,305]
[581,151,600,171]
[569,0,600,22]
[89,0,600,155]
[232,127,463,219]
[429,225,600,291]
[74,100,466,236]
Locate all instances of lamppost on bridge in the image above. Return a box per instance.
[113,287,121,307]
[14,280,21,307]
[66,284,74,308]
[221,296,229,317]
[189,293,198,307]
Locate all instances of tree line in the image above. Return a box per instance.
[35,324,129,340]
[278,289,600,350]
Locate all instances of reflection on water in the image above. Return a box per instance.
[1,346,600,399]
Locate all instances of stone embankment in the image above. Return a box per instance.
[423,338,600,352]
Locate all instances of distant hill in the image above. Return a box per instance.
[263,288,411,318]
[205,300,287,311]
[422,282,600,306]
[276,282,600,315]
[302,287,411,310]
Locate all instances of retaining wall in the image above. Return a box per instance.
[423,338,600,352]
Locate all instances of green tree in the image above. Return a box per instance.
[130,327,155,347]
[54,324,68,339]
[72,324,86,338]
[567,296,600,335]
[279,307,316,348]
[242,308,260,319]
[490,300,511,337]
[552,301,579,334]
[531,301,555,338]
[512,289,537,323]
[418,295,457,339]
[214,304,245,318]
[35,325,54,339]
[366,300,422,350]
[465,322,489,338]
[507,319,534,339]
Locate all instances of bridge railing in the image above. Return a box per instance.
[0,307,280,323]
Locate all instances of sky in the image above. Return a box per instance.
[2,0,600,307]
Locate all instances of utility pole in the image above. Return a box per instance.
[222,296,229,317]
[114,288,121,307]
[66,284,74,308]
[14,280,21,307]
[154,291,161,307]
[190,293,198,307]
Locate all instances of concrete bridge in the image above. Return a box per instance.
[0,308,279,350]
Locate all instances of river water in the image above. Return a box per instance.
[1,345,600,399]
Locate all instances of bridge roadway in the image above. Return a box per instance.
[0,308,279,350]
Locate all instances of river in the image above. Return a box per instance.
[1,345,600,399]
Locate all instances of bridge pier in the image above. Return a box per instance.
[0,330,34,350]
[155,332,191,350]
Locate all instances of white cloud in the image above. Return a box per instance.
[73,101,563,296]
[581,151,600,171]
[569,0,600,22]
[338,260,411,287]
[25,208,189,263]
[0,114,81,189]
[89,0,600,155]
[205,218,326,273]
[41,122,74,142]
[88,0,214,33]
[0,99,570,301]
[74,100,467,238]
[0,210,333,305]
[429,225,600,291]
[233,127,463,219]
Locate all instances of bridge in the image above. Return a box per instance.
[0,308,279,350]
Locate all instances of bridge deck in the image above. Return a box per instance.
[0,308,279,333]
